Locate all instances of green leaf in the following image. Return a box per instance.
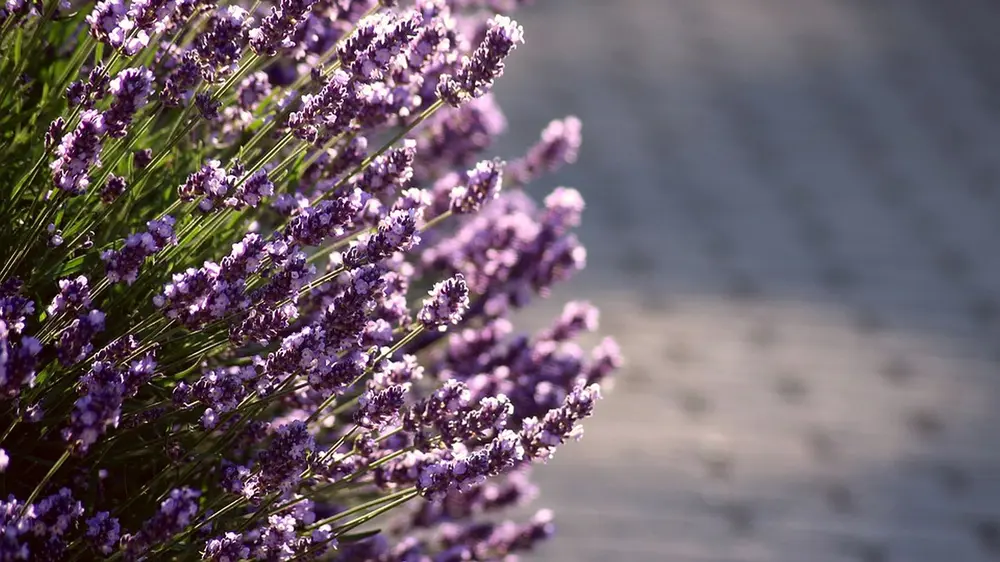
[337,529,382,544]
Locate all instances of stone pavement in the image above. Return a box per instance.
[489,0,1000,560]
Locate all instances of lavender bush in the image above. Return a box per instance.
[0,0,621,559]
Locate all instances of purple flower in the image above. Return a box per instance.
[356,140,416,195]
[226,169,274,209]
[0,279,34,336]
[178,160,229,211]
[244,421,315,499]
[188,365,257,420]
[416,94,506,180]
[541,301,598,343]
[47,275,92,316]
[308,349,368,398]
[509,116,582,186]
[582,337,622,387]
[203,532,250,561]
[45,117,65,151]
[248,0,319,56]
[155,255,253,329]
[342,209,421,268]
[119,0,178,55]
[87,0,127,48]
[284,189,365,246]
[100,174,128,203]
[440,509,555,559]
[123,487,200,557]
[65,342,155,453]
[66,65,110,110]
[86,512,121,555]
[104,66,154,138]
[288,70,349,143]
[101,216,177,284]
[194,6,250,80]
[0,324,42,399]
[416,430,524,499]
[237,72,271,111]
[372,353,424,389]
[161,52,201,106]
[55,309,106,366]
[133,148,153,169]
[196,91,222,121]
[50,109,105,195]
[340,11,422,82]
[520,383,601,461]
[418,274,469,329]
[354,384,407,429]
[437,15,524,106]
[449,158,503,214]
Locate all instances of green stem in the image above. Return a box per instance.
[20,450,71,516]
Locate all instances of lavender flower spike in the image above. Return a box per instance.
[450,158,504,214]
[419,274,470,329]
[355,384,407,429]
[510,116,582,186]
[521,383,602,461]
[51,109,105,195]
[47,275,93,316]
[438,15,525,107]
[104,66,154,138]
[248,0,319,56]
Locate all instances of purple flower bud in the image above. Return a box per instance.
[56,309,106,366]
[248,0,319,56]
[104,66,153,137]
[245,420,315,498]
[100,174,128,203]
[308,349,368,398]
[419,274,469,329]
[417,430,524,499]
[437,15,524,106]
[355,384,407,429]
[521,383,601,461]
[50,109,105,195]
[285,189,365,246]
[87,0,127,48]
[237,72,271,111]
[582,337,621,387]
[195,91,220,121]
[541,301,598,342]
[86,512,121,555]
[101,216,177,284]
[449,158,503,213]
[226,169,274,209]
[178,160,229,210]
[123,487,200,557]
[289,70,349,143]
[133,148,153,169]
[45,117,66,151]
[194,6,250,80]
[509,116,582,186]
[204,532,251,561]
[343,209,421,269]
[47,275,92,316]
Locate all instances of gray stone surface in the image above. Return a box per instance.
[488,0,1000,560]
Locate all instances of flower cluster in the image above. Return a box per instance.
[0,1,620,560]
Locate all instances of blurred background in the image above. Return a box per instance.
[489,0,1000,561]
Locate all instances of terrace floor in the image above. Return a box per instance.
[491,1,1000,560]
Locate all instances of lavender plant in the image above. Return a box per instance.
[0,0,621,559]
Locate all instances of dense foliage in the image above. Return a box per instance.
[0,0,621,559]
